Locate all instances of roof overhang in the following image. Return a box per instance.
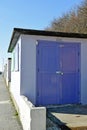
[8,28,87,52]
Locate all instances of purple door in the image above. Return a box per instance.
[36,40,80,106]
[59,43,80,104]
[36,41,60,105]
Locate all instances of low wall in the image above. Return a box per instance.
[19,96,46,130]
[10,92,46,130]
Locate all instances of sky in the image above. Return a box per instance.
[0,0,83,71]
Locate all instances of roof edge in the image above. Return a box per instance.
[8,28,87,52]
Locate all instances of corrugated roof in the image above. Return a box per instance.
[8,28,87,52]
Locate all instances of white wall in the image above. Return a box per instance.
[11,72,20,105]
[21,36,36,104]
[10,37,21,106]
[81,42,87,104]
[19,96,46,130]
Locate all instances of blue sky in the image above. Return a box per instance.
[0,0,82,71]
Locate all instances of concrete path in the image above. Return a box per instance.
[0,75,23,130]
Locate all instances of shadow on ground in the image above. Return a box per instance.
[47,104,87,130]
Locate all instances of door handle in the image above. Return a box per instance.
[56,71,61,74]
[56,71,63,75]
[61,72,63,75]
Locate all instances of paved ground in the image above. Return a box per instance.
[47,104,87,130]
[0,75,23,130]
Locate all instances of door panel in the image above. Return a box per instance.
[60,43,80,104]
[37,41,60,105]
[61,44,79,72]
[61,73,79,104]
[38,73,59,105]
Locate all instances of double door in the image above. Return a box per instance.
[37,40,80,106]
